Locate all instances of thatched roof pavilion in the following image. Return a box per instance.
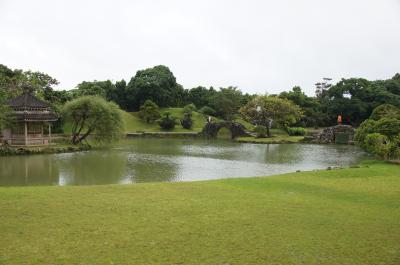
[2,93,58,146]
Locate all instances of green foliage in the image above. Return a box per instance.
[157,112,177,130]
[183,103,196,114]
[209,87,242,120]
[322,76,400,126]
[2,63,400,132]
[240,96,303,130]
[0,104,14,131]
[374,118,400,139]
[0,64,59,100]
[185,86,217,109]
[364,133,390,159]
[74,80,120,103]
[62,96,124,144]
[253,125,268,138]
[138,100,161,123]
[287,127,306,136]
[199,106,216,116]
[180,113,193,129]
[355,119,377,146]
[356,104,400,159]
[126,65,184,111]
[370,104,400,120]
[279,86,322,127]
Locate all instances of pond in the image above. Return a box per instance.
[0,138,370,186]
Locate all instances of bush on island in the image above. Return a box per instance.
[158,112,177,130]
[287,127,306,136]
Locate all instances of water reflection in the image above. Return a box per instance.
[0,155,59,186]
[0,139,370,186]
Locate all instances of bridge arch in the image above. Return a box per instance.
[201,121,249,139]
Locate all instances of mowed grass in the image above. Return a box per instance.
[123,108,254,133]
[1,161,400,264]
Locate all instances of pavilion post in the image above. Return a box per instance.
[41,124,44,144]
[24,122,28,146]
[49,124,52,145]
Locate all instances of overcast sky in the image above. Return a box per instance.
[1,0,399,95]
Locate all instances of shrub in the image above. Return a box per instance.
[180,113,193,129]
[183,103,196,114]
[374,118,400,139]
[364,133,390,159]
[254,125,268,138]
[355,119,377,146]
[199,106,216,116]
[158,112,176,130]
[287,127,306,136]
[370,104,400,120]
[138,100,161,123]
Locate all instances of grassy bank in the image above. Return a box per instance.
[62,108,254,134]
[1,161,399,264]
[123,108,254,133]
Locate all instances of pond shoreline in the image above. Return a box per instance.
[0,144,91,156]
[0,138,370,186]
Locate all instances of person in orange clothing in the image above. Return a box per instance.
[337,115,342,125]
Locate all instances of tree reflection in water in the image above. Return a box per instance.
[0,139,370,186]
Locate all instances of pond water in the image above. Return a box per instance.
[0,138,370,186]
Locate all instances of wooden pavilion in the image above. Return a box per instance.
[1,93,58,146]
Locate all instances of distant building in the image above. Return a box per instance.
[1,93,58,146]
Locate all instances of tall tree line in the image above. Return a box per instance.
[1,63,400,127]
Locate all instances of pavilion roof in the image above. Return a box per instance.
[6,93,52,109]
[5,93,58,122]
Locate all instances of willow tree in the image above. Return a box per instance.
[63,96,124,145]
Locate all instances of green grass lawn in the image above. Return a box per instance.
[123,108,211,133]
[123,108,254,133]
[1,161,399,264]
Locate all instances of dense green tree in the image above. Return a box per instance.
[126,65,183,111]
[0,64,59,100]
[62,96,124,145]
[209,87,242,120]
[240,96,303,136]
[75,80,118,102]
[199,106,216,116]
[280,86,322,127]
[322,75,400,126]
[115,79,128,110]
[186,86,216,108]
[138,100,161,123]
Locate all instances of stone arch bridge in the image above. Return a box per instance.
[201,121,249,139]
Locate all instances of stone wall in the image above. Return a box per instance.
[316,125,355,144]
